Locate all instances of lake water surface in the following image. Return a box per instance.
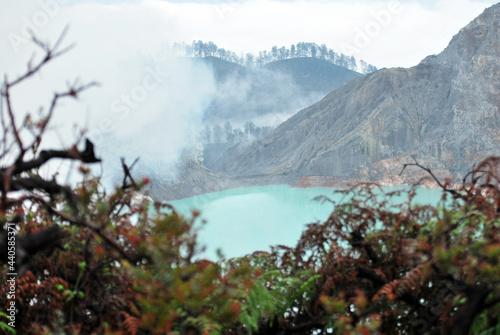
[167,185,444,259]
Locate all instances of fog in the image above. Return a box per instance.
[0,2,219,185]
[202,63,327,127]
[86,56,217,183]
[1,0,496,186]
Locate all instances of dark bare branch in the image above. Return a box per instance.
[1,79,24,152]
[41,203,146,265]
[7,175,79,212]
[7,28,73,88]
[121,157,139,189]
[7,139,101,175]
[399,155,462,198]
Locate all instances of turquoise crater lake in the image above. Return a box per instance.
[167,185,444,260]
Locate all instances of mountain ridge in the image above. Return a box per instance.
[174,40,378,74]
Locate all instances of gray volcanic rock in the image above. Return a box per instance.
[213,4,500,184]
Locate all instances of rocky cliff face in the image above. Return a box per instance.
[213,4,500,184]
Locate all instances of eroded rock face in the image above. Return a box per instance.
[213,4,500,184]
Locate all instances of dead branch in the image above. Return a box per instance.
[121,157,139,190]
[6,27,74,88]
[399,155,462,199]
[7,139,101,176]
[0,27,98,165]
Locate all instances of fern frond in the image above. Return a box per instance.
[396,264,432,298]
[297,274,320,297]
[121,311,140,335]
[372,280,399,301]
[372,264,432,302]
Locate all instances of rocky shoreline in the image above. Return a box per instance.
[294,173,461,190]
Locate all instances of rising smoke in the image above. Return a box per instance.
[1,1,219,186]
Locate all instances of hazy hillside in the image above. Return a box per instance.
[200,56,248,81]
[200,56,362,126]
[212,3,500,186]
[263,57,362,95]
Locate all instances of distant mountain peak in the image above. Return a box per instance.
[427,2,500,67]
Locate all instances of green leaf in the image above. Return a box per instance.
[297,274,321,296]
[0,322,16,335]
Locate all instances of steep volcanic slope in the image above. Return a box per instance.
[213,4,500,184]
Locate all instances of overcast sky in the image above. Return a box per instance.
[2,0,498,70]
[0,0,498,180]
